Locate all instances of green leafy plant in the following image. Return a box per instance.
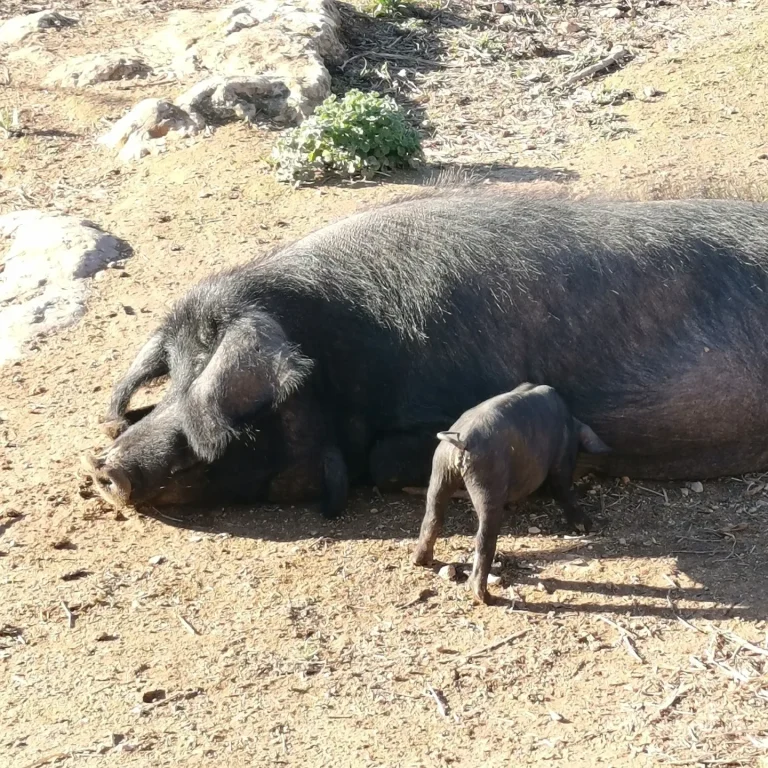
[362,0,408,17]
[271,89,422,185]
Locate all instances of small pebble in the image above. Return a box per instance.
[487,573,502,585]
[688,481,704,493]
[148,555,166,566]
[528,526,541,535]
[438,564,457,581]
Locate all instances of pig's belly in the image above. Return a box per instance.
[573,353,768,480]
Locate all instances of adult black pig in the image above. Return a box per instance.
[85,189,768,509]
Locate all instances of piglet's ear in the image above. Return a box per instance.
[181,312,313,462]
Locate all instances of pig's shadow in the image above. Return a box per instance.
[139,480,768,624]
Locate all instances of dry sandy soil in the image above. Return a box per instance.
[2,0,768,766]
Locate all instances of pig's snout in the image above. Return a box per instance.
[81,453,132,507]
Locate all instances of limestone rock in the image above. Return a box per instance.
[99,0,343,161]
[45,52,152,88]
[0,211,130,364]
[98,98,199,163]
[176,75,293,127]
[0,10,77,46]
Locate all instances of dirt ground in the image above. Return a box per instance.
[2,0,768,766]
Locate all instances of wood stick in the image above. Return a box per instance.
[563,48,630,87]
[426,685,450,717]
[60,601,74,629]
[464,629,530,659]
[178,614,200,636]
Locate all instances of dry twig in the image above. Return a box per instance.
[60,601,74,629]
[597,615,644,663]
[178,614,200,636]
[464,629,530,659]
[426,685,450,717]
[563,47,631,87]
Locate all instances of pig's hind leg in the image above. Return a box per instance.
[464,479,507,604]
[412,446,462,566]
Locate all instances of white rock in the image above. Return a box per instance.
[486,573,501,585]
[148,555,166,566]
[100,0,344,161]
[528,526,541,535]
[0,211,130,365]
[438,564,457,581]
[98,98,199,163]
[688,481,704,493]
[0,11,77,46]
[45,53,152,88]
[176,74,296,126]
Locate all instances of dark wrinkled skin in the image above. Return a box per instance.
[86,189,768,514]
[412,383,610,603]
[86,391,348,518]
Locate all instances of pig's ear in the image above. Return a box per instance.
[104,332,169,429]
[575,420,611,455]
[182,312,313,462]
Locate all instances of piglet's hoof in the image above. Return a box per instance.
[468,579,491,605]
[571,515,592,535]
[411,546,434,567]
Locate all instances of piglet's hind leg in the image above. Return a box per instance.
[413,451,461,566]
[465,483,506,604]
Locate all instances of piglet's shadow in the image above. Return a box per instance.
[136,483,768,624]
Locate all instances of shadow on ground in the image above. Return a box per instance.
[136,478,768,625]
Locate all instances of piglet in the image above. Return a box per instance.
[412,383,610,603]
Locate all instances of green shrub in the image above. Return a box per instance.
[271,89,422,185]
[362,0,407,17]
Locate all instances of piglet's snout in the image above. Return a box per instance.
[81,453,132,506]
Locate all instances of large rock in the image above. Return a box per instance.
[0,10,77,46]
[44,52,152,88]
[0,211,130,364]
[100,0,343,161]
